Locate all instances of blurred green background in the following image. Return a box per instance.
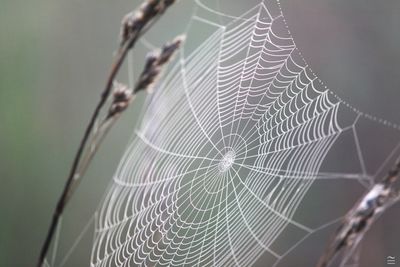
[1,0,400,266]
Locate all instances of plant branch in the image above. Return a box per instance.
[36,1,178,266]
[78,36,184,181]
[317,159,400,267]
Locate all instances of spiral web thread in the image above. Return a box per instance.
[89,1,399,266]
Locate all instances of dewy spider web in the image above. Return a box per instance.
[89,1,400,266]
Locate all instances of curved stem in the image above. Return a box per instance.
[36,39,134,267]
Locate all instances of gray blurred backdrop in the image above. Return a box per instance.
[1,0,400,266]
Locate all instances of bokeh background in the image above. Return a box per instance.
[1,0,400,266]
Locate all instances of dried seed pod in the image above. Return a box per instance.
[107,82,133,118]
[120,0,178,48]
[135,35,185,93]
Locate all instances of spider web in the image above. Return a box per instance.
[86,1,400,267]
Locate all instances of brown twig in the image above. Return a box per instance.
[79,36,184,180]
[36,1,178,266]
[317,159,400,267]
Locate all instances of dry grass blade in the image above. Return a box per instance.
[79,36,184,180]
[36,1,178,266]
[317,160,400,267]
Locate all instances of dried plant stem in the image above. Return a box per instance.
[37,1,178,266]
[37,37,132,267]
[317,159,400,267]
[77,118,117,178]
